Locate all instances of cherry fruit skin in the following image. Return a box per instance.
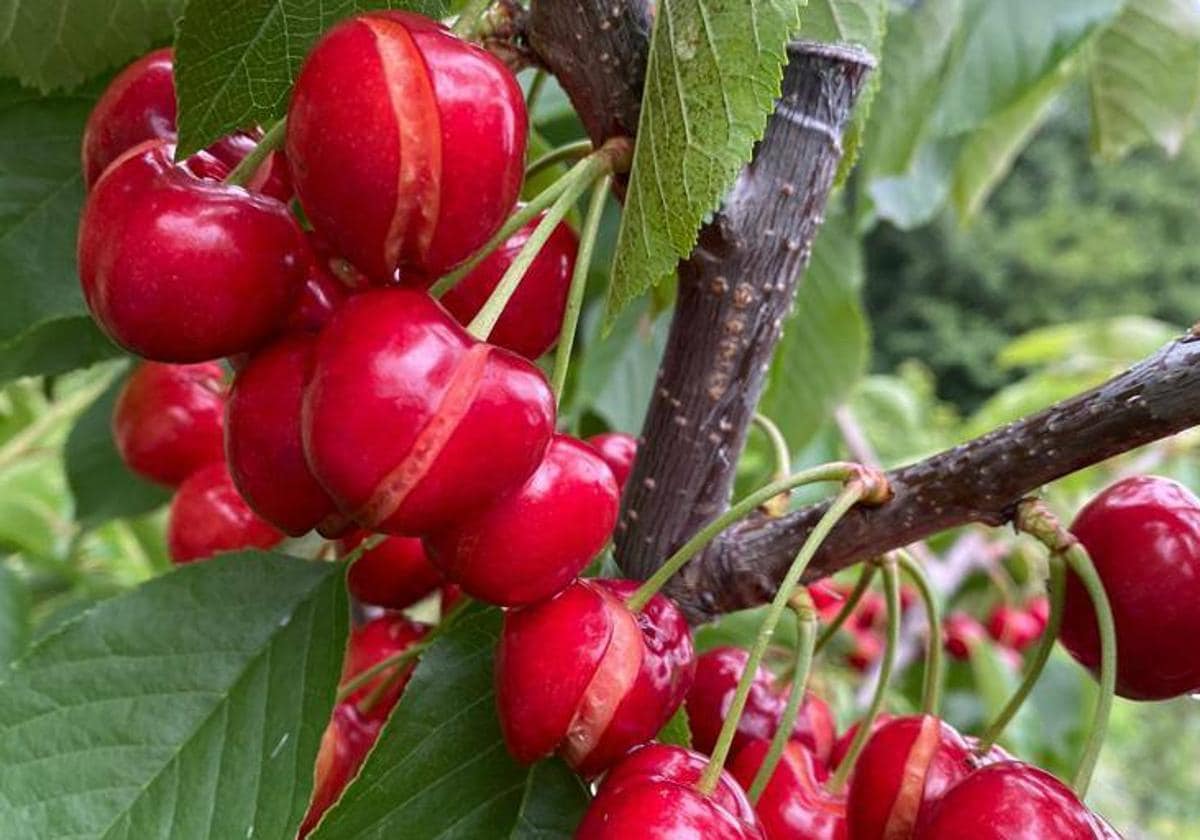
[942,611,986,661]
[424,434,618,606]
[79,140,307,362]
[302,288,554,535]
[340,614,428,722]
[730,739,847,840]
[585,431,638,491]
[340,531,442,610]
[112,361,225,487]
[299,702,382,838]
[167,461,283,564]
[846,628,883,672]
[495,578,694,777]
[829,713,895,771]
[1063,475,1200,700]
[438,212,578,359]
[986,603,1044,652]
[287,11,526,281]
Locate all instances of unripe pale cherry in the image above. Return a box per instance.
[340,614,428,722]
[112,361,225,487]
[299,702,382,838]
[339,531,442,610]
[78,140,308,362]
[287,11,526,282]
[424,434,618,607]
[437,212,578,360]
[730,739,847,840]
[495,578,695,778]
[302,288,554,535]
[167,461,283,564]
[585,431,638,491]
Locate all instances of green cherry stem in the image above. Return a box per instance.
[895,549,944,716]
[748,591,818,803]
[813,563,877,655]
[223,118,287,187]
[526,139,595,182]
[550,174,609,403]
[697,481,870,797]
[827,555,902,794]
[752,412,793,518]
[526,68,548,110]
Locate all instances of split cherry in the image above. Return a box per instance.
[167,461,283,564]
[299,702,382,838]
[730,739,847,840]
[340,531,442,610]
[585,431,638,491]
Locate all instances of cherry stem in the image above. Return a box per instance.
[696,481,870,797]
[526,140,594,182]
[748,592,818,803]
[550,174,609,403]
[451,0,494,38]
[813,562,876,655]
[223,117,287,187]
[526,68,548,110]
[827,555,902,794]
[895,550,944,715]
[627,462,876,613]
[751,412,792,518]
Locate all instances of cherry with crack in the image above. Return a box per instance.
[730,739,846,840]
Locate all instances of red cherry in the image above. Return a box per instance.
[283,248,351,334]
[204,129,293,202]
[79,140,308,362]
[986,604,1044,652]
[808,580,846,619]
[440,583,464,616]
[916,761,1103,839]
[1063,475,1200,700]
[340,531,442,610]
[438,212,577,359]
[287,11,526,281]
[829,713,895,771]
[846,715,976,839]
[424,434,618,606]
[299,702,382,838]
[942,612,985,661]
[302,288,554,535]
[730,739,847,840]
[585,431,638,492]
[111,361,225,486]
[852,591,886,631]
[1027,596,1050,631]
[495,578,694,777]
[900,584,918,612]
[846,628,883,672]
[340,614,428,722]
[577,743,763,839]
[167,461,283,564]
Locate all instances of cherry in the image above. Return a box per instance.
[846,628,883,672]
[203,128,293,202]
[495,578,694,777]
[915,761,1103,839]
[340,531,442,610]
[730,739,847,840]
[1063,475,1200,700]
[440,583,464,616]
[111,361,225,487]
[424,434,618,606]
[340,614,428,722]
[829,713,895,771]
[167,461,283,564]
[577,743,763,839]
[287,11,526,281]
[942,612,985,661]
[986,603,1044,652]
[302,288,554,535]
[299,702,382,838]
[585,431,638,492]
[1028,595,1050,631]
[79,140,308,362]
[282,242,351,334]
[852,591,886,631]
[808,580,846,621]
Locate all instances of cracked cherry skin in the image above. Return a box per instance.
[577,743,764,840]
[112,361,225,487]
[79,140,308,362]
[340,531,442,610]
[424,434,618,607]
[586,431,638,491]
[340,614,428,722]
[300,702,382,838]
[730,739,847,840]
[1063,475,1200,700]
[302,288,554,536]
[167,461,283,564]
[287,10,526,282]
[438,212,578,360]
[495,578,694,777]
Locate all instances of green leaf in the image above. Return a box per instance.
[759,214,868,453]
[1088,0,1200,161]
[0,0,184,91]
[657,705,693,749]
[65,368,172,528]
[174,0,447,155]
[0,562,30,668]
[312,607,590,839]
[605,0,805,322]
[0,316,120,384]
[0,551,348,839]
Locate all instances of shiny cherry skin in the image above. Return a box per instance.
[943,611,986,661]
[167,461,283,564]
[808,580,846,620]
[730,739,847,840]
[226,334,342,536]
[1063,475,1200,700]
[79,140,308,362]
[302,288,554,535]
[424,434,618,606]
[495,578,694,777]
[829,713,895,771]
[577,743,764,840]
[299,702,382,838]
[284,248,350,334]
[916,762,1102,840]
[287,11,526,281]
[438,212,577,359]
[986,603,1044,652]
[340,614,428,722]
[585,431,638,492]
[340,531,442,610]
[111,361,225,487]
[847,715,977,840]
